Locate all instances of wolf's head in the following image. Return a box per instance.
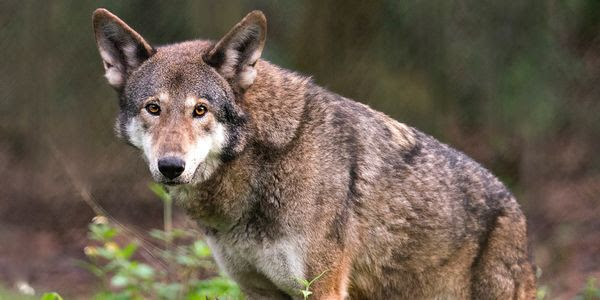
[92,9,266,185]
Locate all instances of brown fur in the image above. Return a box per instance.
[93,9,536,299]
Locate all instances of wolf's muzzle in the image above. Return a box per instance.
[158,156,185,179]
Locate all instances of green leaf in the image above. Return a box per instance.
[93,291,134,300]
[111,274,129,287]
[89,223,118,241]
[40,292,63,300]
[189,277,242,299]
[132,263,155,279]
[176,254,198,267]
[187,293,210,300]
[96,247,116,260]
[192,240,212,258]
[301,290,312,298]
[153,282,182,299]
[536,285,549,300]
[120,243,138,259]
[149,229,167,241]
[75,260,105,278]
[170,228,187,238]
[297,278,310,287]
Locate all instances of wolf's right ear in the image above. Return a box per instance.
[92,8,154,90]
[203,11,267,91]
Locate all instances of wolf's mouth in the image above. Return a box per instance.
[162,180,185,186]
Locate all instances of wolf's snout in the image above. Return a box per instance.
[158,156,185,179]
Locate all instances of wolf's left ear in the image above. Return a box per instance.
[93,8,154,90]
[203,11,267,91]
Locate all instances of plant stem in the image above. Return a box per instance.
[164,191,173,280]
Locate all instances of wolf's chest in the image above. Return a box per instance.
[204,233,306,294]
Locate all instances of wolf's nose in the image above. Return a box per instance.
[158,156,185,179]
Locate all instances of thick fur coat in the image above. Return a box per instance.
[93,9,536,299]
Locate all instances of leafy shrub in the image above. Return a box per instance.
[575,277,600,300]
[79,184,242,300]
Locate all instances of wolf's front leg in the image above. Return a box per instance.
[302,250,352,300]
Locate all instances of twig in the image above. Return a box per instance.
[46,137,168,271]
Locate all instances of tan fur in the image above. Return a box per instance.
[93,9,536,299]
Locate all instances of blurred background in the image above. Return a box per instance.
[1,0,599,298]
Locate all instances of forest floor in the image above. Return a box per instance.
[0,194,598,299]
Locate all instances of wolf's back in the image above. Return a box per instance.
[305,91,535,298]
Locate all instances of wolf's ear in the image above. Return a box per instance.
[92,8,154,90]
[203,11,267,91]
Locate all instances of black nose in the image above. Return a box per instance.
[158,156,185,179]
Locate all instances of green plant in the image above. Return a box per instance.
[536,277,600,300]
[297,270,328,300]
[575,277,600,300]
[39,292,63,300]
[80,183,242,300]
[536,285,549,300]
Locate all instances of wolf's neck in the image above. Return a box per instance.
[172,146,279,233]
[241,60,313,149]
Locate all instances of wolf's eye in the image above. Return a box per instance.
[193,104,207,117]
[145,103,161,115]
